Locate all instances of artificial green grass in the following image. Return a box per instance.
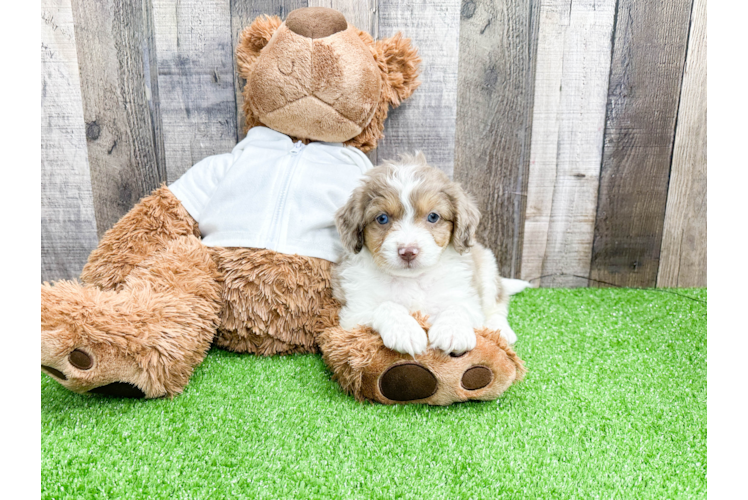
[41,288,706,499]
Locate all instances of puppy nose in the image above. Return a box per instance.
[398,246,419,262]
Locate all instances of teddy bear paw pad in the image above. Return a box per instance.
[41,365,67,380]
[88,382,145,398]
[379,362,437,402]
[461,366,493,391]
[68,349,93,370]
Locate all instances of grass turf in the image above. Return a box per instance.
[41,288,706,499]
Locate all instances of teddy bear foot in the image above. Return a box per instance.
[318,313,525,405]
[41,342,147,399]
[41,281,160,398]
[42,276,219,399]
[42,234,223,399]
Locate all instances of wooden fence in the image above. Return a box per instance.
[41,0,706,287]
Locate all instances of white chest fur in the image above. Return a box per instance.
[337,247,485,329]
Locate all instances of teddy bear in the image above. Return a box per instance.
[41,7,524,404]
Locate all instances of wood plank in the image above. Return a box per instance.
[590,0,692,287]
[453,0,540,278]
[308,0,378,165]
[520,0,616,287]
[70,0,167,237]
[230,0,307,142]
[657,0,706,288]
[41,0,99,281]
[521,0,568,286]
[376,0,461,176]
[152,0,238,183]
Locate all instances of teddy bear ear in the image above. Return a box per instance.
[236,15,283,80]
[374,33,422,107]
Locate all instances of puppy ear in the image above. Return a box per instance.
[413,151,428,166]
[374,33,421,107]
[446,182,481,254]
[236,15,282,81]
[335,186,368,254]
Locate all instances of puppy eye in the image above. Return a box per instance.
[427,212,440,223]
[376,213,389,225]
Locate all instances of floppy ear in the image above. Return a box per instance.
[446,182,481,254]
[236,15,282,81]
[374,33,421,107]
[335,186,369,254]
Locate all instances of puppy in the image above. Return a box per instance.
[333,153,530,356]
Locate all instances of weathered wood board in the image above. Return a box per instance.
[152,0,238,183]
[520,0,616,287]
[70,0,167,237]
[376,0,461,176]
[657,0,707,288]
[40,0,707,287]
[590,0,693,287]
[41,0,99,282]
[454,0,540,278]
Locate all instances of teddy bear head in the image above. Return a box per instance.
[236,7,421,153]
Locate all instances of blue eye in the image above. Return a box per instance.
[376,214,389,225]
[427,212,440,223]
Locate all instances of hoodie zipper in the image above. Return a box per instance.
[268,141,305,246]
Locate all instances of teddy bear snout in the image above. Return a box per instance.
[285,7,347,39]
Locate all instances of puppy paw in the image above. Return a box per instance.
[379,317,428,356]
[485,315,518,344]
[499,326,518,345]
[428,319,477,355]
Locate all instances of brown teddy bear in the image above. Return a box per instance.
[41,7,524,404]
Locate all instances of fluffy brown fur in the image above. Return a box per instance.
[81,185,200,291]
[42,235,222,398]
[212,248,339,355]
[318,312,525,405]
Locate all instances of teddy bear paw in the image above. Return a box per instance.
[41,342,147,398]
[41,282,152,398]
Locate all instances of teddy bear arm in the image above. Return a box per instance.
[81,186,200,291]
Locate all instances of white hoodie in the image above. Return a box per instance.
[169,127,372,263]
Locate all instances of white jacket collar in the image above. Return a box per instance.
[233,127,345,154]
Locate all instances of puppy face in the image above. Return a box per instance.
[336,153,481,275]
